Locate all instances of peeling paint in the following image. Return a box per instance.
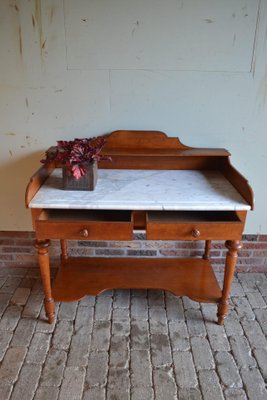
[25,135,32,146]
[35,0,44,52]
[132,21,140,37]
[19,25,23,58]
[50,6,55,23]
[203,19,213,24]
[9,3,19,12]
[11,2,23,60]
[41,39,46,49]
[233,34,236,46]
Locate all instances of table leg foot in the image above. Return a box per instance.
[217,301,228,325]
[44,298,55,324]
[217,240,242,325]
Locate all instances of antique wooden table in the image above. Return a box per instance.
[25,131,254,324]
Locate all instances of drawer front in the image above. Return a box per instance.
[147,221,244,241]
[35,209,133,240]
[36,220,133,240]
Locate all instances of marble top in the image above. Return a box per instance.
[29,169,250,211]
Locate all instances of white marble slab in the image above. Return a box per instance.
[29,169,251,211]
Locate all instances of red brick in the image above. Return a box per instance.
[66,240,78,247]
[127,249,157,257]
[242,243,267,249]
[139,242,159,249]
[236,258,265,266]
[252,250,267,257]
[78,240,108,247]
[14,239,35,247]
[69,248,94,256]
[0,231,31,238]
[209,251,221,257]
[15,254,37,262]
[212,243,226,249]
[212,265,225,272]
[211,258,227,265]
[110,241,141,249]
[237,250,253,258]
[188,250,205,257]
[159,242,178,249]
[2,247,33,254]
[159,250,190,257]
[175,242,205,249]
[235,265,267,272]
[95,249,125,256]
[0,239,15,245]
[0,254,14,261]
[242,234,259,241]
[0,261,35,268]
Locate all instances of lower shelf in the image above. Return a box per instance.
[52,257,222,303]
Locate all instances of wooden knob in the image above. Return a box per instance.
[80,228,89,238]
[191,228,200,238]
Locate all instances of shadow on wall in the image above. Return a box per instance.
[0,151,43,230]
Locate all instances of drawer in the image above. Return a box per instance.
[35,210,133,240]
[146,211,244,240]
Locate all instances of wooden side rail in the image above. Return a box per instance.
[25,163,55,207]
[220,158,254,210]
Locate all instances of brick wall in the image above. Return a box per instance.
[0,231,266,272]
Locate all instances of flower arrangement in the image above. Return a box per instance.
[41,137,111,180]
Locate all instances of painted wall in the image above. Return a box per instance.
[0,0,266,232]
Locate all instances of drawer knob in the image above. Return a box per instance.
[191,228,200,238]
[80,228,89,238]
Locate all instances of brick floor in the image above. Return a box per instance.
[0,267,266,400]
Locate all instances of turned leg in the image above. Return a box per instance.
[35,239,55,324]
[203,240,212,260]
[217,240,242,325]
[60,239,68,261]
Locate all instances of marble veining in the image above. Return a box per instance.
[29,169,251,211]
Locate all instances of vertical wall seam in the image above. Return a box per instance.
[250,0,262,78]
[62,0,69,70]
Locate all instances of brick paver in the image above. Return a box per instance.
[0,268,266,399]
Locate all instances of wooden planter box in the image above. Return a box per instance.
[62,161,98,190]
